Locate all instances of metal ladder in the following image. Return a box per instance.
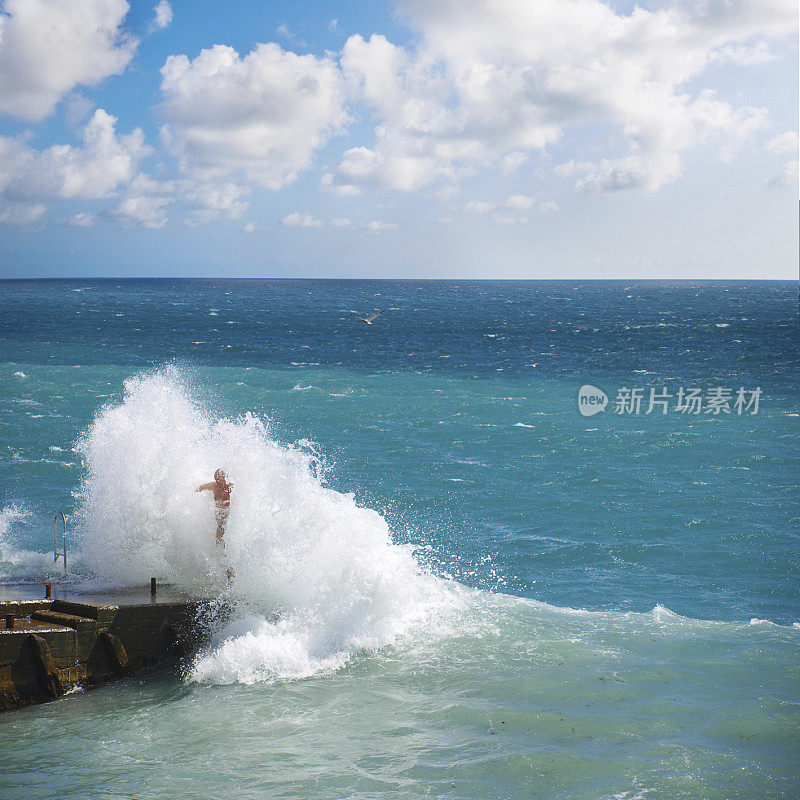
[54,512,67,574]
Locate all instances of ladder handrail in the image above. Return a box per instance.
[54,512,67,574]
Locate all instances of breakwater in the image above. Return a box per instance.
[0,584,208,711]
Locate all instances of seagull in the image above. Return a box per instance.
[357,311,385,325]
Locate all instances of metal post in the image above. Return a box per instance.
[4,615,14,630]
[45,583,51,599]
[150,577,157,596]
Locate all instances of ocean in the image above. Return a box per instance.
[0,279,797,799]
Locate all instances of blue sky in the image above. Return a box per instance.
[0,0,797,279]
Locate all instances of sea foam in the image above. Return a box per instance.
[0,505,53,577]
[73,368,461,683]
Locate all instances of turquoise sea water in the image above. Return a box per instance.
[0,280,798,799]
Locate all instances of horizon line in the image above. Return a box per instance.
[1,276,798,283]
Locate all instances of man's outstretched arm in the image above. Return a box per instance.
[196,482,215,492]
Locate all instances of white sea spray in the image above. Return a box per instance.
[73,367,465,683]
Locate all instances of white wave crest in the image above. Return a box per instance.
[0,505,27,540]
[0,505,54,576]
[73,367,461,683]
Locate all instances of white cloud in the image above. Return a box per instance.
[64,211,96,227]
[323,140,444,195]
[767,131,799,155]
[0,202,45,225]
[276,23,307,49]
[159,43,349,189]
[556,153,683,193]
[367,220,399,232]
[663,0,796,38]
[0,0,137,121]
[182,181,249,225]
[501,152,528,174]
[0,110,149,223]
[242,222,256,233]
[711,41,777,65]
[282,211,324,227]
[465,200,494,214]
[150,0,173,32]
[463,192,555,223]
[495,214,528,225]
[327,0,795,195]
[505,194,534,212]
[280,212,355,228]
[111,173,173,228]
[0,136,31,197]
[112,195,169,228]
[2,0,790,236]
[433,184,459,201]
[766,160,799,188]
[326,34,458,194]
[20,110,148,200]
[110,173,249,229]
[466,194,535,213]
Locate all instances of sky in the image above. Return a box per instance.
[0,0,797,279]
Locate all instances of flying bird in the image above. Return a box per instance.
[357,311,385,325]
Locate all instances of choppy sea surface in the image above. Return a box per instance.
[0,279,798,800]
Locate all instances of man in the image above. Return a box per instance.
[197,469,233,548]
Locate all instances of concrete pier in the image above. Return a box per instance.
[0,584,210,712]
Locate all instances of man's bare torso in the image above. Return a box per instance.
[197,471,233,528]
[211,482,231,508]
